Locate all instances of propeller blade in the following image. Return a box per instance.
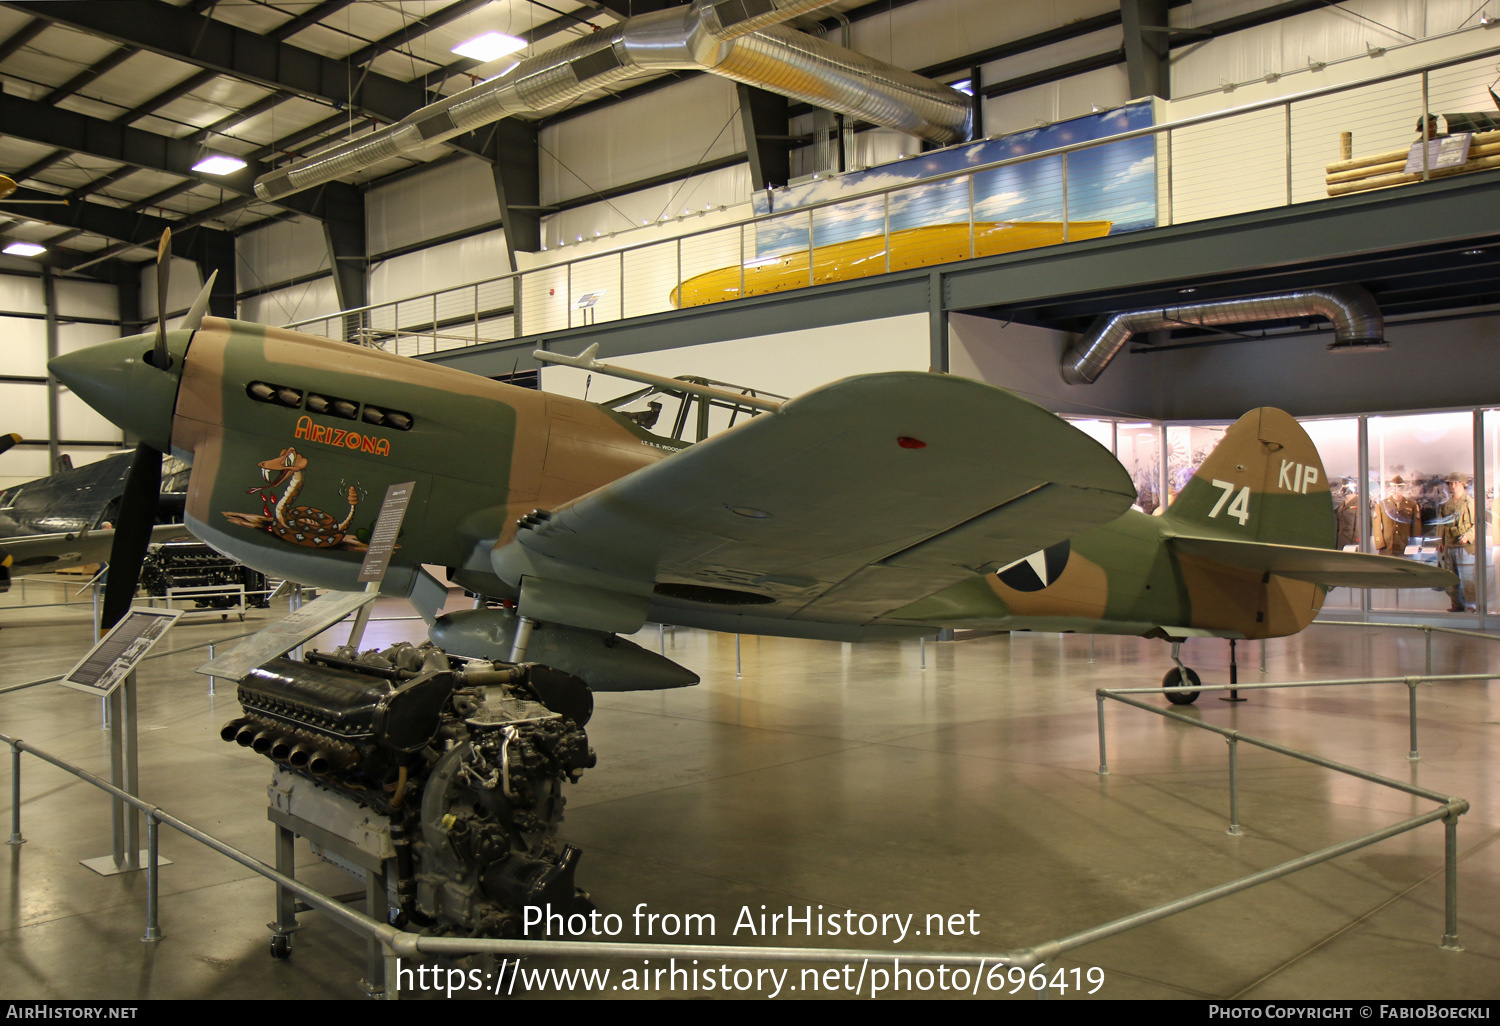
[0,174,14,201]
[179,269,218,331]
[152,228,171,370]
[0,432,20,456]
[99,443,163,631]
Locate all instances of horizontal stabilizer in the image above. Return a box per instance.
[1169,535,1457,588]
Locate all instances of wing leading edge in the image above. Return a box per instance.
[493,372,1138,636]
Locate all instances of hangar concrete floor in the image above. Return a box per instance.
[0,577,1497,1002]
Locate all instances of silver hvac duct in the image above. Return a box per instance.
[255,0,972,202]
[1059,286,1385,385]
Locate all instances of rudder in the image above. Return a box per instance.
[1162,408,1335,549]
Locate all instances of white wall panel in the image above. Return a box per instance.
[237,217,330,290]
[369,227,512,306]
[367,157,503,255]
[543,164,751,247]
[242,278,340,328]
[1171,1,1481,98]
[54,279,117,321]
[141,256,204,320]
[57,389,122,443]
[0,273,43,314]
[540,76,745,207]
[56,320,121,356]
[982,65,1132,138]
[0,445,51,490]
[0,316,47,376]
[849,0,1114,72]
[0,382,48,438]
[540,313,929,422]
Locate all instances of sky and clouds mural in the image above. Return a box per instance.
[749,102,1157,256]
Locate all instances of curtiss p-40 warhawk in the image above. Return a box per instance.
[48,281,1453,943]
[51,314,1452,691]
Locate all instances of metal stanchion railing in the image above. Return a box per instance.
[1095,676,1474,951]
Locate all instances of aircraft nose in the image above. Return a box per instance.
[49,332,188,453]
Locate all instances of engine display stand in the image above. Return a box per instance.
[268,805,395,999]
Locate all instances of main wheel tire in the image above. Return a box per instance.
[1162,666,1202,705]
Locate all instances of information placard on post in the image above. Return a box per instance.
[358,481,416,584]
[58,608,182,697]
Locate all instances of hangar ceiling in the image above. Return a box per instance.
[0,0,923,283]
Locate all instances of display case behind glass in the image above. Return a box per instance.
[1368,411,1472,614]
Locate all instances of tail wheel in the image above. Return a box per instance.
[1162,666,1202,705]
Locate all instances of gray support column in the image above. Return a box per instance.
[929,271,949,373]
[489,120,542,269]
[322,189,368,342]
[738,84,792,192]
[41,267,59,470]
[186,227,236,320]
[1121,0,1171,100]
[118,266,142,335]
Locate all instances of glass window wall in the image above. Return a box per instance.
[1368,412,1472,615]
[1116,422,1162,514]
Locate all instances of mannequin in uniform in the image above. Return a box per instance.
[1372,474,1422,556]
[1334,478,1361,550]
[1438,471,1475,612]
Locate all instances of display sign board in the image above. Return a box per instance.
[357,481,415,584]
[58,608,182,696]
[574,291,607,310]
[1404,133,1472,173]
[195,589,376,682]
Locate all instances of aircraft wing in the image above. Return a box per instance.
[497,372,1137,631]
[1,522,192,573]
[1168,535,1457,588]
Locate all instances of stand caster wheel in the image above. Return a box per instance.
[270,934,292,959]
[1163,666,1202,705]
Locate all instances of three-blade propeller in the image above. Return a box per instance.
[99,230,214,631]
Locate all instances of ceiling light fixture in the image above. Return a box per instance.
[451,31,526,63]
[3,242,45,257]
[192,155,247,175]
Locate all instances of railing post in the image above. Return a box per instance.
[738,223,746,300]
[1061,152,1070,242]
[1096,693,1109,776]
[566,262,573,329]
[883,192,891,273]
[735,634,742,679]
[1421,71,1431,181]
[142,812,163,942]
[8,741,23,846]
[1425,626,1433,677]
[1407,678,1421,762]
[1284,102,1293,206]
[1226,737,1243,835]
[920,635,926,670]
[1164,128,1174,227]
[968,175,975,257]
[1440,810,1463,951]
[807,209,815,287]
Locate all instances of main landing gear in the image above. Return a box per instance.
[1162,641,1201,705]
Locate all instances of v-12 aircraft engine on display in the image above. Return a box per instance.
[220,641,597,940]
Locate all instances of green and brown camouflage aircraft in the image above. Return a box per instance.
[50,316,1453,700]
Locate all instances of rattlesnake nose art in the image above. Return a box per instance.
[223,446,367,550]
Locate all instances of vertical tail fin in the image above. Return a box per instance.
[1162,408,1335,549]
